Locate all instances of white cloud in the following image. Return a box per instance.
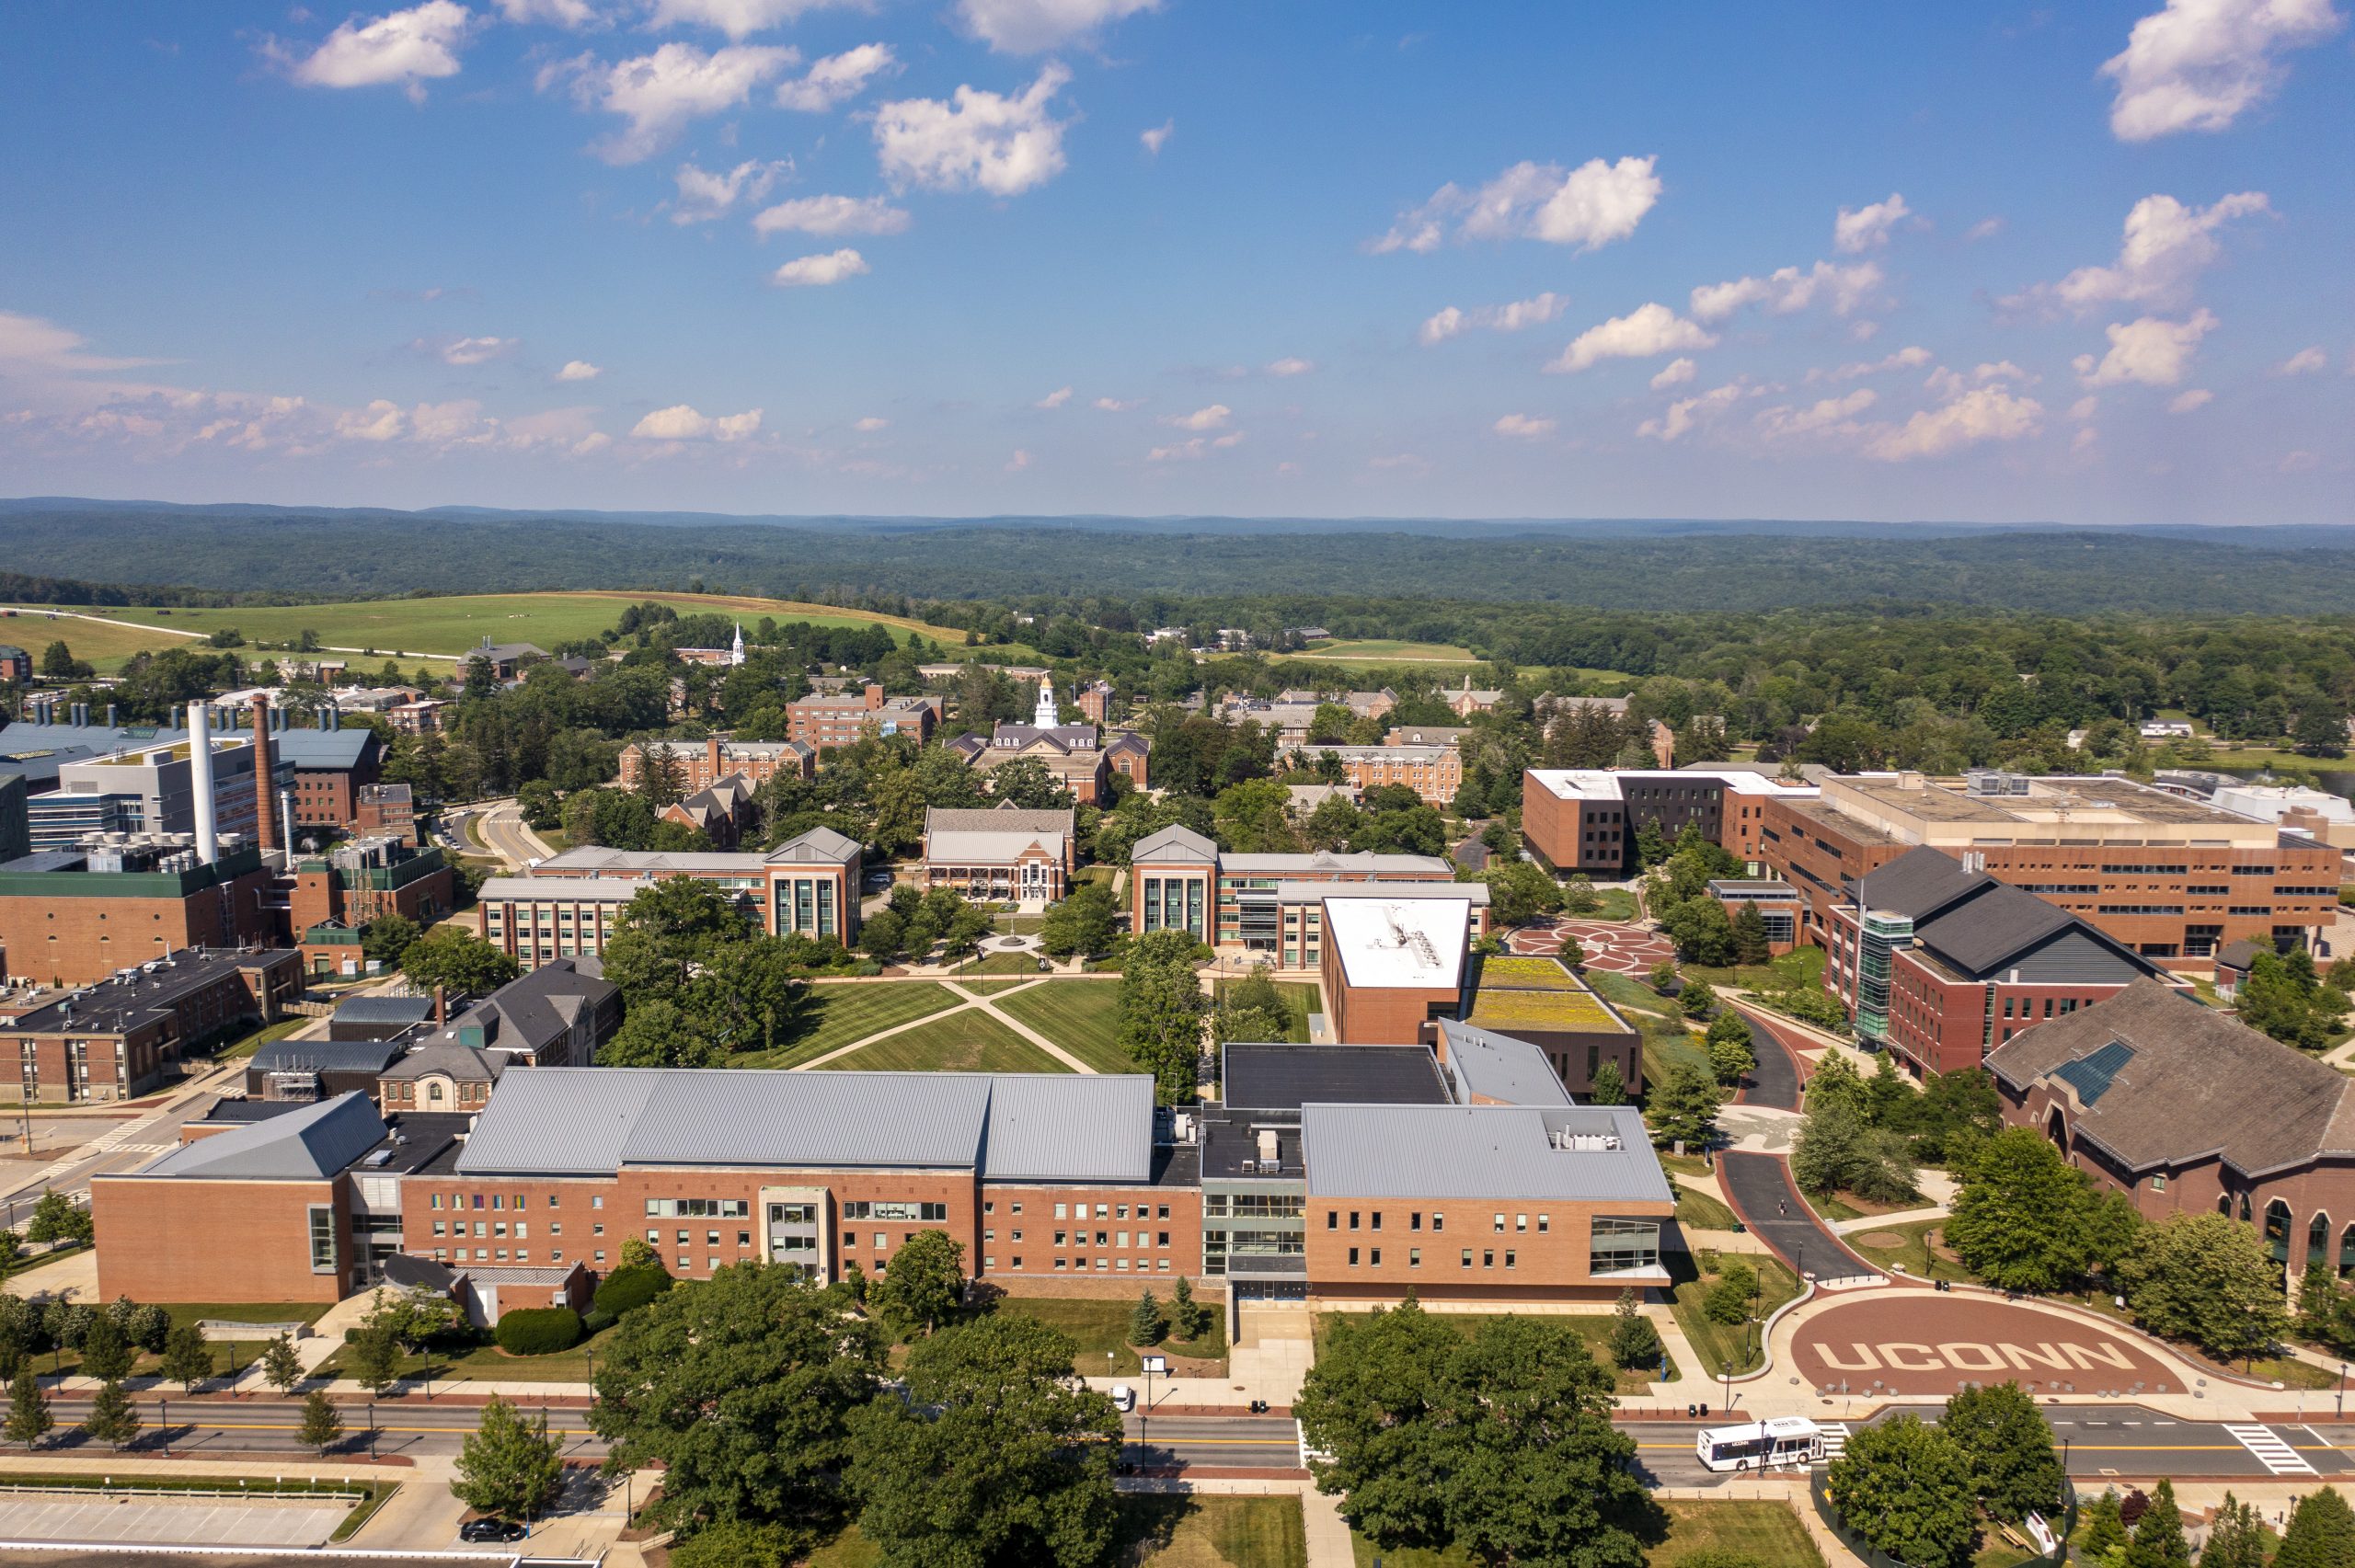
[775,43,895,110]
[2101,0,2342,141]
[566,42,795,164]
[281,2,472,101]
[649,0,851,39]
[958,0,1159,53]
[1005,447,1033,471]
[556,360,603,381]
[1141,120,1173,155]
[671,157,789,223]
[1755,388,1878,441]
[1212,430,1245,449]
[2168,388,2215,412]
[769,248,868,287]
[2280,449,2320,472]
[751,193,910,236]
[1868,385,2043,461]
[1035,386,1073,408]
[1418,292,1566,346]
[1265,358,1314,378]
[1547,303,1717,374]
[433,335,516,365]
[2020,191,2270,312]
[1637,382,1745,442]
[2072,310,2219,386]
[630,403,761,440]
[1966,216,2005,242]
[2069,395,2101,421]
[1649,358,1696,390]
[873,64,1071,197]
[0,310,170,372]
[2275,345,2328,374]
[1924,361,2037,398]
[1833,193,1911,253]
[1164,404,1231,430]
[853,415,890,431]
[494,0,603,25]
[1147,438,1206,462]
[1689,259,1881,323]
[337,400,408,441]
[1821,345,1933,382]
[1093,396,1141,412]
[1373,156,1660,255]
[1492,413,1556,439]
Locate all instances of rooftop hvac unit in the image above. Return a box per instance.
[1257,1128,1281,1163]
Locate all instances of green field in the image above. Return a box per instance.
[810,1494,1302,1568]
[1212,978,1318,1043]
[734,981,961,1069]
[817,1008,1069,1073]
[75,589,971,664]
[996,980,1140,1072]
[0,611,201,675]
[998,1295,1225,1378]
[1287,638,1482,665]
[1352,1499,1822,1568]
[1585,970,1708,1081]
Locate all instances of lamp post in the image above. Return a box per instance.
[1721,1358,1731,1417]
[2340,1363,2348,1420]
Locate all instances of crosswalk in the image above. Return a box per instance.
[1818,1423,1850,1463]
[2224,1424,2317,1475]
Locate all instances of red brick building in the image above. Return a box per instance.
[1522,768,1818,877]
[1319,893,1475,1045]
[0,843,278,989]
[618,736,814,795]
[786,687,942,750]
[288,839,456,937]
[352,783,419,844]
[0,945,303,1102]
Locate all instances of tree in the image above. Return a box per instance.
[1706,1013,1754,1086]
[1295,1302,1652,1567]
[617,1234,660,1270]
[1645,1063,1721,1150]
[1791,1103,1917,1205]
[1824,1413,1978,1568]
[159,1323,214,1392]
[1942,1382,2062,1523]
[346,1318,404,1395]
[453,1396,565,1524]
[83,1379,142,1451]
[1482,861,1563,927]
[79,1313,133,1382]
[2120,1212,2289,1363]
[1590,1059,1626,1105]
[1665,899,1739,967]
[1703,1260,1757,1325]
[2200,1494,2268,1568]
[1169,1276,1211,1342]
[2127,1479,2191,1568]
[24,1190,89,1248]
[2082,1492,2129,1562]
[1946,1127,2116,1293]
[1731,902,1773,966]
[1607,1288,1663,1370]
[1040,882,1119,958]
[591,1263,884,1542]
[1678,977,1719,1020]
[2294,704,2349,760]
[871,1229,966,1338]
[2275,1486,2355,1568]
[1648,958,1679,995]
[260,1333,304,1395]
[669,1520,812,1568]
[400,927,520,997]
[1130,1289,1166,1347]
[1803,1051,1868,1117]
[358,913,422,970]
[301,1390,345,1456]
[859,908,906,964]
[846,1311,1122,1568]
[3,1368,51,1450]
[40,641,88,679]
[2238,950,2349,1052]
[1117,930,1208,1105]
[1559,934,1588,970]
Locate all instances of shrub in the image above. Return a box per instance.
[580,1309,615,1336]
[495,1307,582,1356]
[592,1263,672,1320]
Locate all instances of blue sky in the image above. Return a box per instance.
[1,0,2348,523]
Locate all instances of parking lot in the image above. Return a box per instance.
[0,1491,350,1548]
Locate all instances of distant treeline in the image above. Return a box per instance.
[9,504,2355,617]
[0,567,327,610]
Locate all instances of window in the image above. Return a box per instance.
[1430,1212,1443,1232]
[1461,1249,1472,1268]
[1515,1213,1527,1232]
[1483,1250,1495,1268]
[308,1206,337,1274]
[1327,1212,1338,1230]
[1504,1250,1516,1269]
[1536,1214,1550,1234]
[1410,1212,1422,1231]
[1372,1211,1383,1231]
[1349,1211,1360,1230]
[1349,1247,1360,1266]
[1409,1248,1421,1268]
[1370,1248,1382,1266]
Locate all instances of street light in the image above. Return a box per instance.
[1721,1358,1731,1416]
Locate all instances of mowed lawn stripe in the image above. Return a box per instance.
[738,981,960,1069]
[818,1009,1070,1073]
[996,982,1139,1073]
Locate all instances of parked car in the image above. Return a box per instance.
[459,1518,527,1543]
[1109,1384,1136,1413]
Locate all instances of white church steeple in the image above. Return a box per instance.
[1034,675,1058,728]
[729,623,745,667]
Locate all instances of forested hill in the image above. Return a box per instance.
[5,501,2354,614]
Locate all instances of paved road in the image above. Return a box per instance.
[1124,1413,1298,1470]
[1717,1151,1878,1283]
[1733,1005,1805,1112]
[0,1061,242,1214]
[472,800,552,871]
[30,1395,610,1463]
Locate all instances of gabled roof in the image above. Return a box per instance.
[1131,823,1217,863]
[250,1037,409,1076]
[766,826,862,865]
[1854,845,2161,983]
[381,1039,503,1083]
[134,1092,387,1180]
[1436,1020,1574,1106]
[924,804,1075,836]
[1987,979,2355,1176]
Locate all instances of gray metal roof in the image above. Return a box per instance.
[132,1092,388,1180]
[766,826,862,864]
[925,805,1074,835]
[1131,824,1217,863]
[1301,1104,1670,1203]
[1436,1020,1574,1107]
[334,995,437,1025]
[250,1037,410,1075]
[454,1067,1155,1183]
[539,846,769,874]
[479,875,649,903]
[1856,844,2158,983]
[1221,850,1453,876]
[1222,1043,1450,1112]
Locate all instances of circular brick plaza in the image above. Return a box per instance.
[1505,918,1677,975]
[1790,1291,2182,1398]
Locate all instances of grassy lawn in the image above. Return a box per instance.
[92,590,965,660]
[996,1295,1225,1378]
[1841,1219,1971,1285]
[23,1302,335,1383]
[997,981,1142,1073]
[210,1016,308,1063]
[733,981,961,1068]
[818,1009,1069,1073]
[1314,1310,1670,1394]
[1683,947,1827,994]
[953,978,1042,994]
[1587,971,1709,1082]
[1287,639,1481,665]
[811,1495,1304,1568]
[1674,1182,1739,1231]
[946,950,1051,978]
[1669,1251,1800,1378]
[1212,979,1318,1043]
[316,1322,621,1386]
[0,612,190,674]
[1351,1499,1825,1567]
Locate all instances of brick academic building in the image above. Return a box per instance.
[1762,771,2339,965]
[1522,768,1820,877]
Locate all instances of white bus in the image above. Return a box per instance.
[1694,1416,1823,1472]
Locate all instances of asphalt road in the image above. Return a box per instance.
[1122,1413,1298,1470]
[1732,1006,1805,1112]
[29,1395,610,1463]
[470,800,551,871]
[1717,1150,1878,1283]
[0,1061,241,1213]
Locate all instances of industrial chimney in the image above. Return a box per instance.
[186,700,219,864]
[249,695,277,857]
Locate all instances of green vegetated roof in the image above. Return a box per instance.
[1465,985,1630,1035]
[1475,956,1582,991]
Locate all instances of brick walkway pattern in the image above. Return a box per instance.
[1505,919,1677,974]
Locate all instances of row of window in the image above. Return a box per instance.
[430,1191,587,1211]
[1325,1208,1553,1234]
[1345,1246,1523,1269]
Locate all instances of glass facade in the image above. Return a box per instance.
[1854,911,1913,1043]
[1588,1217,1661,1276]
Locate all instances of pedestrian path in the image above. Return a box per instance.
[2225,1423,2317,1475]
[789,978,1097,1074]
[1819,1422,1850,1460]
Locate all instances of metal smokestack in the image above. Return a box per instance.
[249,695,278,857]
[186,700,219,864]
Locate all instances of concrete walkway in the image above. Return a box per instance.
[789,977,1097,1074]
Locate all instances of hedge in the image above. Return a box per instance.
[494,1307,582,1356]
[592,1263,672,1320]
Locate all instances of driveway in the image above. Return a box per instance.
[1717,1151,1878,1283]
[1731,1005,1806,1112]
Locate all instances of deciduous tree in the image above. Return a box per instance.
[871,1230,966,1339]
[2120,1213,2289,1364]
[1644,1064,1721,1151]
[1942,1381,2063,1523]
[453,1396,564,1524]
[1824,1413,1977,1568]
[159,1324,213,1392]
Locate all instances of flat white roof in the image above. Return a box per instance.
[1527,768,1817,801]
[1322,896,1470,990]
